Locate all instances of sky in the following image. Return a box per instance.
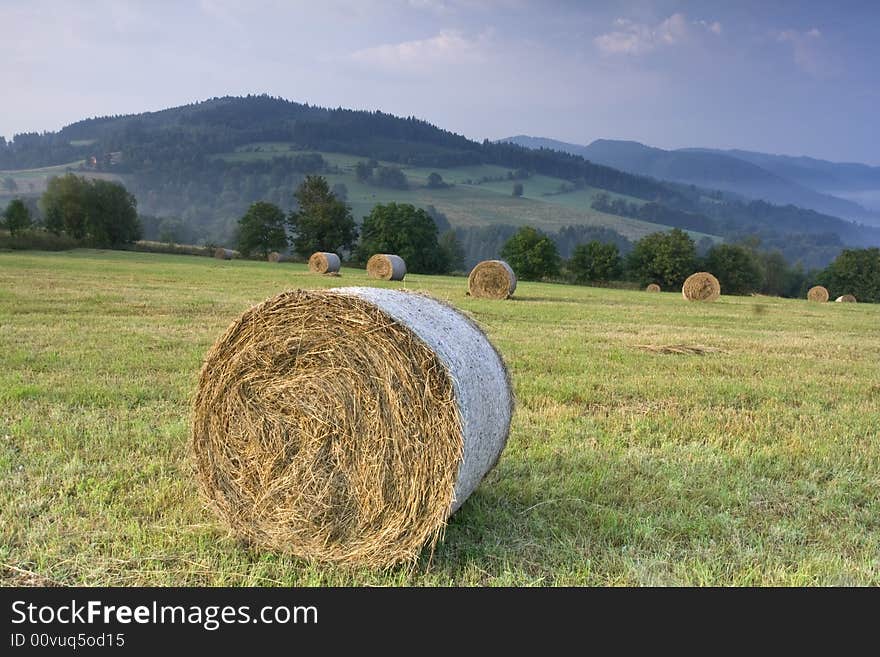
[2,0,879,164]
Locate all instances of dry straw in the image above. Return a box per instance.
[214,247,234,260]
[682,272,721,302]
[191,287,512,567]
[467,260,517,299]
[835,294,857,303]
[807,285,829,302]
[308,251,341,274]
[646,283,661,292]
[366,254,406,280]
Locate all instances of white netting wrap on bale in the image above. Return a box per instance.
[191,287,513,567]
[367,254,406,281]
[308,252,341,274]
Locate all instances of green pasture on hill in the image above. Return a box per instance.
[1,249,878,585]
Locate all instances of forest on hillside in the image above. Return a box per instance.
[2,95,878,269]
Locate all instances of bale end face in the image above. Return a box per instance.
[467,260,517,299]
[682,272,721,302]
[807,285,829,302]
[308,252,341,274]
[646,283,661,292]
[366,254,406,281]
[191,288,511,567]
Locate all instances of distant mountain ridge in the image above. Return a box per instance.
[503,135,880,225]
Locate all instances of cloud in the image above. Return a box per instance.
[594,13,721,56]
[349,30,489,74]
[776,27,830,76]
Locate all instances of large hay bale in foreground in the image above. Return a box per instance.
[308,251,341,274]
[467,260,517,299]
[214,248,234,260]
[835,294,857,303]
[646,283,661,293]
[807,285,829,302]
[366,254,406,281]
[191,288,513,567]
[682,272,721,302]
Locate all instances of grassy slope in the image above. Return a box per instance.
[0,161,123,199]
[219,145,712,240]
[1,249,878,586]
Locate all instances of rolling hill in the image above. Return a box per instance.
[2,95,879,268]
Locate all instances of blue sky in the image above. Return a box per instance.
[2,0,878,163]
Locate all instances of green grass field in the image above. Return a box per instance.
[2,250,878,586]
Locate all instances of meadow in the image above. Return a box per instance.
[1,249,878,585]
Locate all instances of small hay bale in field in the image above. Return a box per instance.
[835,294,857,303]
[268,252,294,263]
[308,251,341,274]
[366,253,406,281]
[682,272,721,302]
[214,247,234,260]
[646,283,661,293]
[191,288,513,567]
[807,285,829,302]
[467,260,517,299]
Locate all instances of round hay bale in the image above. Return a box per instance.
[214,247,234,260]
[646,283,661,293]
[191,288,513,567]
[835,294,857,303]
[682,272,721,302]
[807,285,829,303]
[308,251,341,274]
[268,252,294,263]
[366,254,406,281]
[467,260,517,299]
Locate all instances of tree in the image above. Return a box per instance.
[704,243,763,295]
[374,166,408,190]
[3,199,32,236]
[40,174,140,245]
[237,201,288,259]
[86,179,142,246]
[627,228,697,288]
[354,161,373,182]
[288,175,358,257]
[331,182,348,202]
[439,230,465,272]
[426,172,448,189]
[512,182,524,197]
[500,226,560,281]
[356,202,448,274]
[569,241,622,284]
[821,247,880,303]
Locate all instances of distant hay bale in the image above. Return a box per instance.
[807,285,829,302]
[682,272,721,302]
[366,254,406,281]
[835,294,857,303]
[191,288,512,567]
[214,248,234,260]
[646,283,661,292]
[308,252,341,274]
[268,252,293,263]
[467,260,517,299]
